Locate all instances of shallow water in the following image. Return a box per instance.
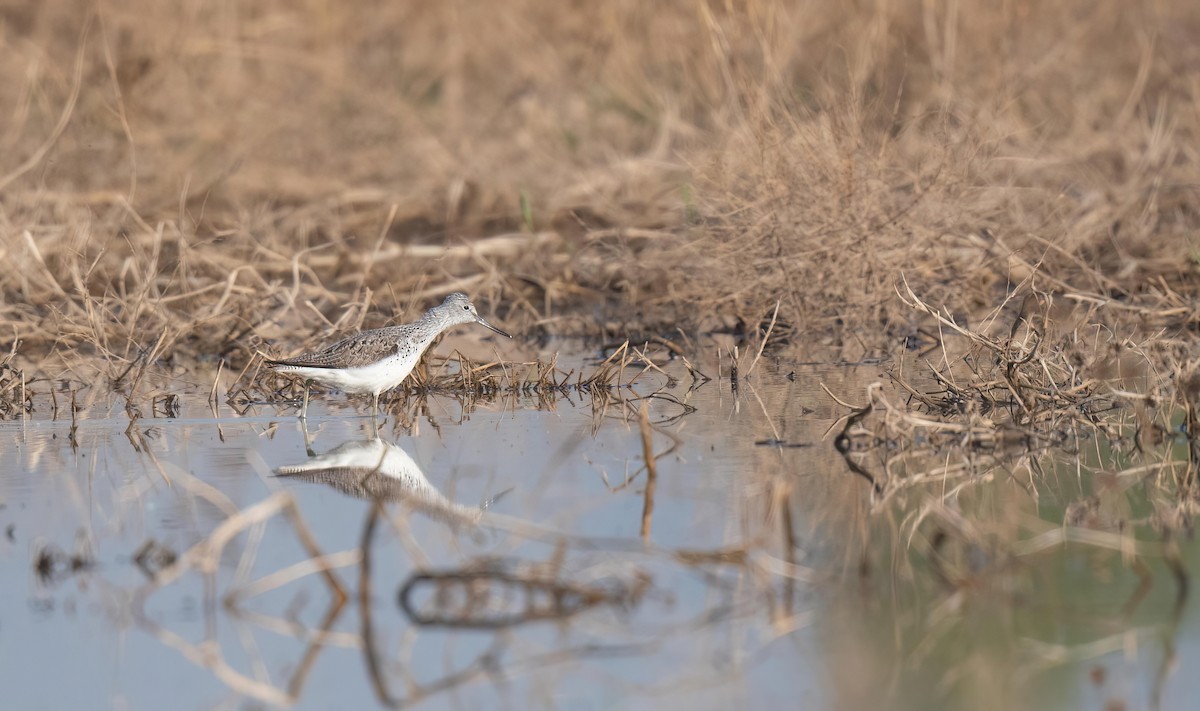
[0,355,1195,710]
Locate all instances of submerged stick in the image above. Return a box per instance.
[639,402,657,541]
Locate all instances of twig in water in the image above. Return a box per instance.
[639,402,657,541]
[745,299,781,379]
[209,358,224,412]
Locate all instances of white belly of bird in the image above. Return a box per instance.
[282,353,418,395]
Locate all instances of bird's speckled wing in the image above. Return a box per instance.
[267,325,418,369]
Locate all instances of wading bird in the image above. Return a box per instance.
[266,292,510,418]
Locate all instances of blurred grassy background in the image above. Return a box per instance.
[1,0,1197,370]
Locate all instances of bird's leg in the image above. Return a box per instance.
[369,393,382,437]
[300,379,312,420]
[302,418,316,457]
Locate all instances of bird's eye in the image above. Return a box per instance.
[463,305,470,311]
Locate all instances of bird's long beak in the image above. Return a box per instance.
[474,315,511,338]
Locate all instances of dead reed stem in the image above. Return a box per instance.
[639,401,657,541]
[745,299,781,379]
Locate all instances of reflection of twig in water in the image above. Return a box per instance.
[638,403,657,540]
[32,534,94,586]
[777,478,798,620]
[285,575,352,701]
[362,495,662,705]
[1120,556,1154,621]
[132,491,351,707]
[1151,537,1189,711]
[1010,525,1189,710]
[398,563,652,629]
[830,380,1064,502]
[639,402,657,540]
[635,390,698,425]
[369,494,815,696]
[132,538,176,578]
[832,392,882,495]
[603,400,682,493]
[358,503,506,708]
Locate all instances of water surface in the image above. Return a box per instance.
[0,356,1194,710]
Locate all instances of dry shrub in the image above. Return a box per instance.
[619,1,1200,350]
[0,1,1197,376]
[833,282,1200,531]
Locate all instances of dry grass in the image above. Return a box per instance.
[0,0,1196,381]
[830,277,1200,563]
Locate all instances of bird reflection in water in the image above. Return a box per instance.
[274,438,506,529]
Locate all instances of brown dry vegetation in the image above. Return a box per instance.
[0,0,1198,380]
